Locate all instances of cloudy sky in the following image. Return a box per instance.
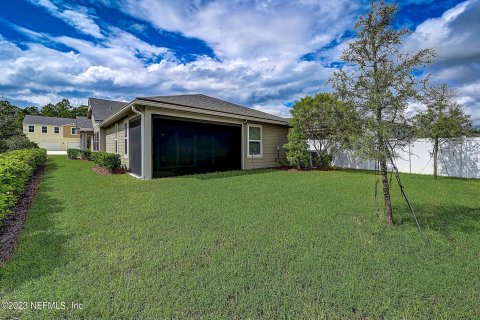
[0,0,479,124]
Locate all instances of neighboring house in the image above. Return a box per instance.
[86,94,289,179]
[22,115,80,151]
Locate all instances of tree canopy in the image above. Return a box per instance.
[289,93,359,159]
[329,0,436,225]
[415,83,472,178]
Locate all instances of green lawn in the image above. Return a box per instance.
[0,156,479,319]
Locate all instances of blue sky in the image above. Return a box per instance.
[0,0,479,123]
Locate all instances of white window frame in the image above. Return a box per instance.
[247,124,263,158]
[71,127,78,135]
[42,126,47,133]
[123,122,128,158]
[115,123,119,154]
[28,125,34,133]
[54,127,60,134]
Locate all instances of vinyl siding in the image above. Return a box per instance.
[105,125,116,153]
[104,120,129,168]
[243,122,288,169]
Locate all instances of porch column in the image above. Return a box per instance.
[144,106,153,180]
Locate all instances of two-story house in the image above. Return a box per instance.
[22,115,81,151]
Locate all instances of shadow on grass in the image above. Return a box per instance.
[395,203,480,237]
[0,161,70,291]
[168,168,278,180]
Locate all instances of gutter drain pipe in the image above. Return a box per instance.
[131,104,145,179]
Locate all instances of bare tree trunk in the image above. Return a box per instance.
[433,137,439,179]
[379,155,394,225]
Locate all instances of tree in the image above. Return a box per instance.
[329,0,436,225]
[0,100,36,152]
[283,126,310,169]
[72,104,88,117]
[288,93,359,168]
[40,99,75,118]
[39,99,87,118]
[416,83,472,179]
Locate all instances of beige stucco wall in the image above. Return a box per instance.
[23,123,80,150]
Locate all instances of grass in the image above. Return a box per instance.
[0,156,479,319]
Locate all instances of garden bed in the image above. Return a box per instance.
[92,166,127,176]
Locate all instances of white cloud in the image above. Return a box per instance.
[1,0,478,125]
[252,104,292,118]
[27,0,103,38]
[407,0,480,124]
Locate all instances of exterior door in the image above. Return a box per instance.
[129,118,142,176]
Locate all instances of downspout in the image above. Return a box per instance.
[131,104,145,179]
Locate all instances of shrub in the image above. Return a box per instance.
[284,127,310,169]
[312,151,333,169]
[90,152,98,162]
[93,152,121,171]
[4,135,38,151]
[67,148,81,160]
[0,148,47,219]
[79,149,92,160]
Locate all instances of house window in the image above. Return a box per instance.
[28,125,34,133]
[247,124,262,157]
[124,122,128,156]
[71,127,78,135]
[54,127,60,134]
[42,126,47,133]
[115,123,118,154]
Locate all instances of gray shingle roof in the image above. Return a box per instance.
[88,98,127,122]
[75,116,93,131]
[136,94,289,124]
[23,115,75,126]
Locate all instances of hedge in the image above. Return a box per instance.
[0,148,47,219]
[93,152,121,171]
[80,149,92,160]
[67,148,81,160]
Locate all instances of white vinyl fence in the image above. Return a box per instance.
[309,137,480,179]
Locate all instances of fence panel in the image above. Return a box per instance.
[310,137,480,179]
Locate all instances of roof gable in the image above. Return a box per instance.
[88,98,127,122]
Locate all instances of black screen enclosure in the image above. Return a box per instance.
[152,116,242,177]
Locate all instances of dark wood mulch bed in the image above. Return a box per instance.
[0,163,46,264]
[92,166,127,175]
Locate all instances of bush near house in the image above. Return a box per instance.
[312,151,333,169]
[0,148,46,219]
[79,149,92,160]
[92,151,121,171]
[67,148,81,160]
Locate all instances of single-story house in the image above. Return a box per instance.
[22,115,80,151]
[87,94,290,179]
